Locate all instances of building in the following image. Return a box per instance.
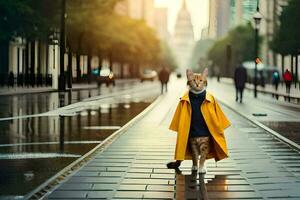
[208,0,230,39]
[115,0,155,28]
[154,7,169,41]
[229,0,257,28]
[201,27,209,40]
[171,0,195,71]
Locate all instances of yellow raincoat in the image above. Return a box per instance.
[169,91,230,161]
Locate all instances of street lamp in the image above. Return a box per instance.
[253,10,262,98]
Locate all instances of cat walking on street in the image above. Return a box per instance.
[167,68,231,173]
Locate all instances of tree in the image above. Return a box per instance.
[0,0,171,80]
[271,0,300,56]
[208,23,261,77]
[271,0,300,78]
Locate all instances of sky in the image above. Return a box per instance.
[154,0,209,40]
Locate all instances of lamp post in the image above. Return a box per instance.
[253,9,262,98]
[58,0,67,92]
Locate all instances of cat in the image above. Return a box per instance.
[186,68,210,173]
[168,68,230,174]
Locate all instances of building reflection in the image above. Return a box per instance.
[2,100,151,154]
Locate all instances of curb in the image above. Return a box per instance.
[218,99,300,151]
[25,95,164,200]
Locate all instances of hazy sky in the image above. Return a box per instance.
[154,0,209,40]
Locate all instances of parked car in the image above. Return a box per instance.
[140,69,157,82]
[94,68,115,86]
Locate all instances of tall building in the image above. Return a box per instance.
[115,0,155,28]
[171,0,195,70]
[229,0,257,28]
[208,0,230,39]
[154,7,169,41]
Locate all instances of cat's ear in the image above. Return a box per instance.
[186,69,194,80]
[202,68,208,79]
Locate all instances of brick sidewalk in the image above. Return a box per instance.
[39,79,300,200]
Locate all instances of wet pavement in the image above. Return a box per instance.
[0,81,161,198]
[39,78,300,199]
[260,121,300,145]
[0,80,143,119]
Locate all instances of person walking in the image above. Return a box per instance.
[234,62,247,103]
[272,71,280,91]
[158,66,170,94]
[8,71,14,88]
[283,69,292,94]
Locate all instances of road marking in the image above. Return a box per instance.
[83,126,121,130]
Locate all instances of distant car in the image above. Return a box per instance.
[140,69,157,82]
[94,68,115,86]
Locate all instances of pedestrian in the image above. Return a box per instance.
[272,71,280,91]
[158,66,170,94]
[234,62,247,103]
[283,69,292,93]
[8,71,14,88]
[167,68,230,173]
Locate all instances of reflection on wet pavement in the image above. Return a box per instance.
[0,81,152,119]
[0,92,158,196]
[0,89,100,118]
[175,169,208,200]
[175,161,258,200]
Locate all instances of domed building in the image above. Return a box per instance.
[171,0,195,72]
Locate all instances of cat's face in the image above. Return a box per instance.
[186,68,208,91]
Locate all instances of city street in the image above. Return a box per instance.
[17,77,299,200]
[1,0,300,199]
